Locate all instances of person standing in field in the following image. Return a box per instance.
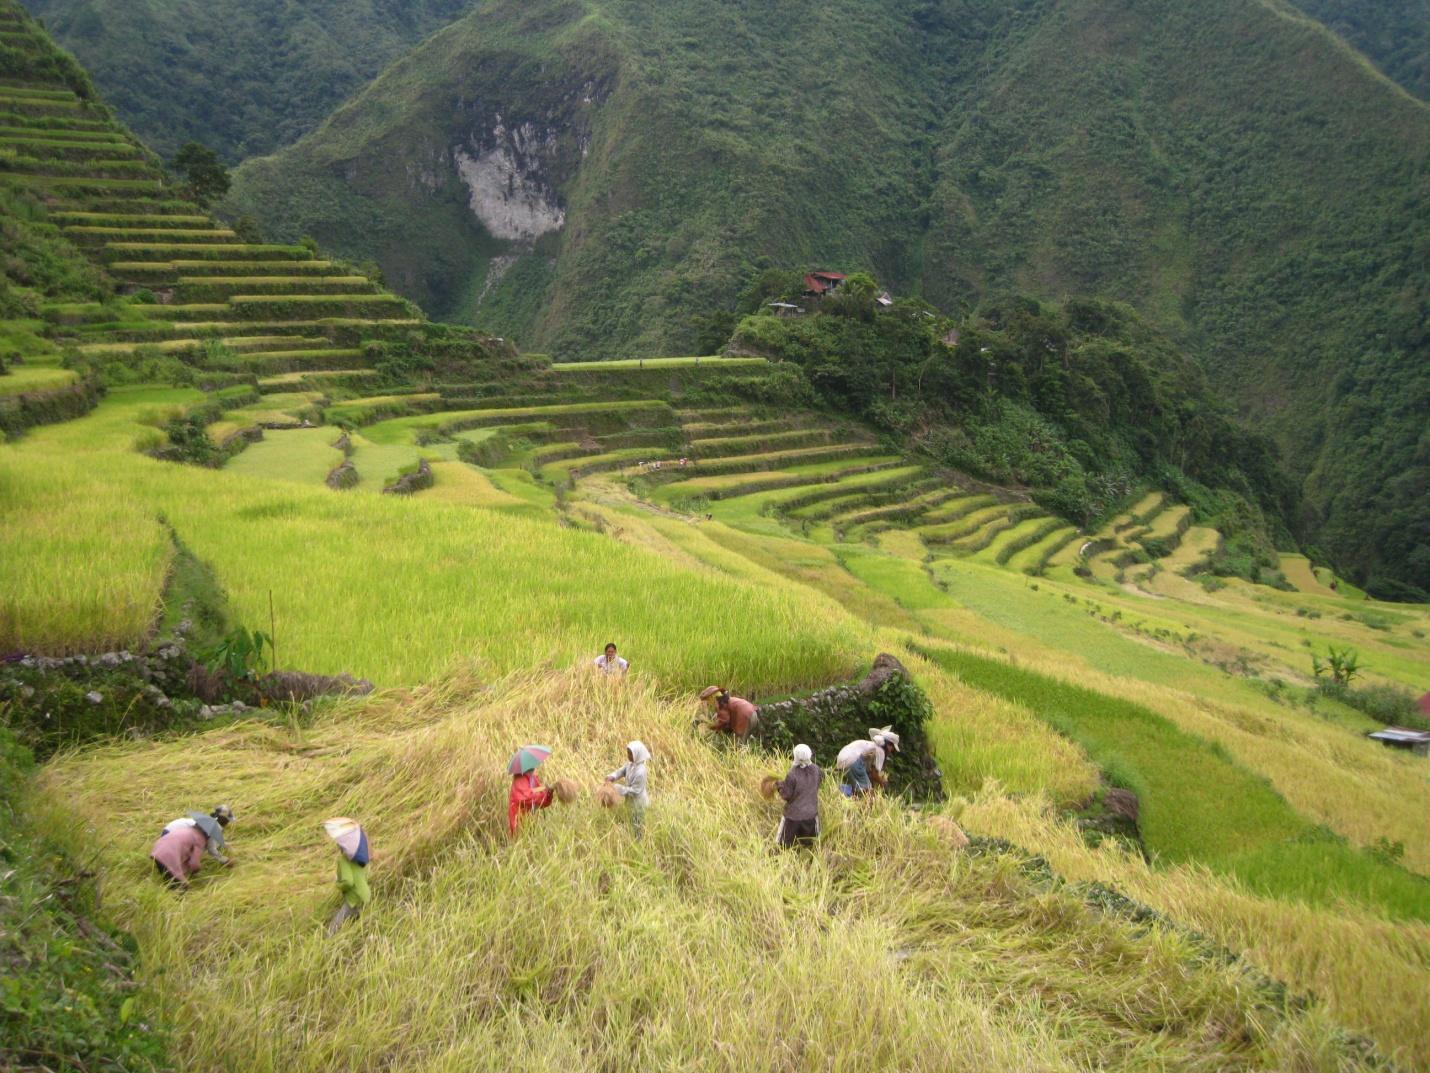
[605,740,651,839]
[322,817,370,935]
[835,727,900,797]
[594,643,629,676]
[775,744,821,848]
[149,805,234,888]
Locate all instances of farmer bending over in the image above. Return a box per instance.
[835,727,900,797]
[709,690,759,742]
[508,745,556,834]
[150,805,234,888]
[775,744,821,848]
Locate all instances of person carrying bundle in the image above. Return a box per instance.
[322,817,370,935]
[835,726,900,797]
[149,805,234,888]
[605,740,651,839]
[774,744,821,848]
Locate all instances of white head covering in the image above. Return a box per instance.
[792,744,813,767]
[869,726,900,752]
[626,740,651,765]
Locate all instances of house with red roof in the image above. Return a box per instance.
[802,270,847,297]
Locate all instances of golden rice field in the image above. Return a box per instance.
[38,671,1420,1072]
[4,381,1429,1068]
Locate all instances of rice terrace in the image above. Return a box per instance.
[1,0,1427,1070]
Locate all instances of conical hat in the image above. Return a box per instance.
[322,817,365,860]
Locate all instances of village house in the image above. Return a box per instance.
[802,270,846,298]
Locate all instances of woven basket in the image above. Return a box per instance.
[595,782,621,809]
[553,777,579,804]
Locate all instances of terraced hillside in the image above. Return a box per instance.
[4,12,1429,1071]
[0,0,445,439]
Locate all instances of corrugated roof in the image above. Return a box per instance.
[1368,726,1430,743]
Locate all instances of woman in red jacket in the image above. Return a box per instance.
[507,770,554,835]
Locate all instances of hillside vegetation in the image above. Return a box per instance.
[1287,0,1429,100]
[214,0,1429,599]
[3,8,1429,1071]
[19,0,473,159]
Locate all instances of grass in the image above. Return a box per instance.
[34,670,1402,1072]
[1,392,865,689]
[650,455,901,502]
[919,643,1430,921]
[0,363,76,395]
[223,427,344,486]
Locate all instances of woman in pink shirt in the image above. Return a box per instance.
[150,805,233,887]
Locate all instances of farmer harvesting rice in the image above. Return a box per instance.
[701,689,758,741]
[835,727,900,797]
[149,804,233,887]
[594,642,629,676]
[605,740,651,839]
[323,817,370,935]
[508,744,556,834]
[774,744,821,848]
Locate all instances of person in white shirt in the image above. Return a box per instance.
[835,727,900,796]
[594,642,629,676]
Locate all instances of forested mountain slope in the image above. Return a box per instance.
[217,0,1428,597]
[18,0,473,159]
[1286,0,1429,100]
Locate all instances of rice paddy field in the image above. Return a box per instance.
[3,10,1428,1064]
[5,373,1430,1068]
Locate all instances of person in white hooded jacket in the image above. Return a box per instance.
[606,740,651,839]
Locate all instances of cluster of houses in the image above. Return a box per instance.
[767,270,895,317]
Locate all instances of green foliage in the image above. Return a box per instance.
[199,625,271,681]
[1339,684,1427,730]
[25,0,473,160]
[733,293,1290,538]
[0,728,172,1071]
[1311,645,1362,688]
[1287,0,1428,99]
[0,184,108,303]
[170,141,230,206]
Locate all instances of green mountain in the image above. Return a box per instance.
[17,0,473,160]
[217,0,1428,597]
[1287,0,1429,100]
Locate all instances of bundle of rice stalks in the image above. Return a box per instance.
[595,782,621,808]
[928,815,970,849]
[759,775,780,800]
[869,768,888,789]
[553,777,579,804]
